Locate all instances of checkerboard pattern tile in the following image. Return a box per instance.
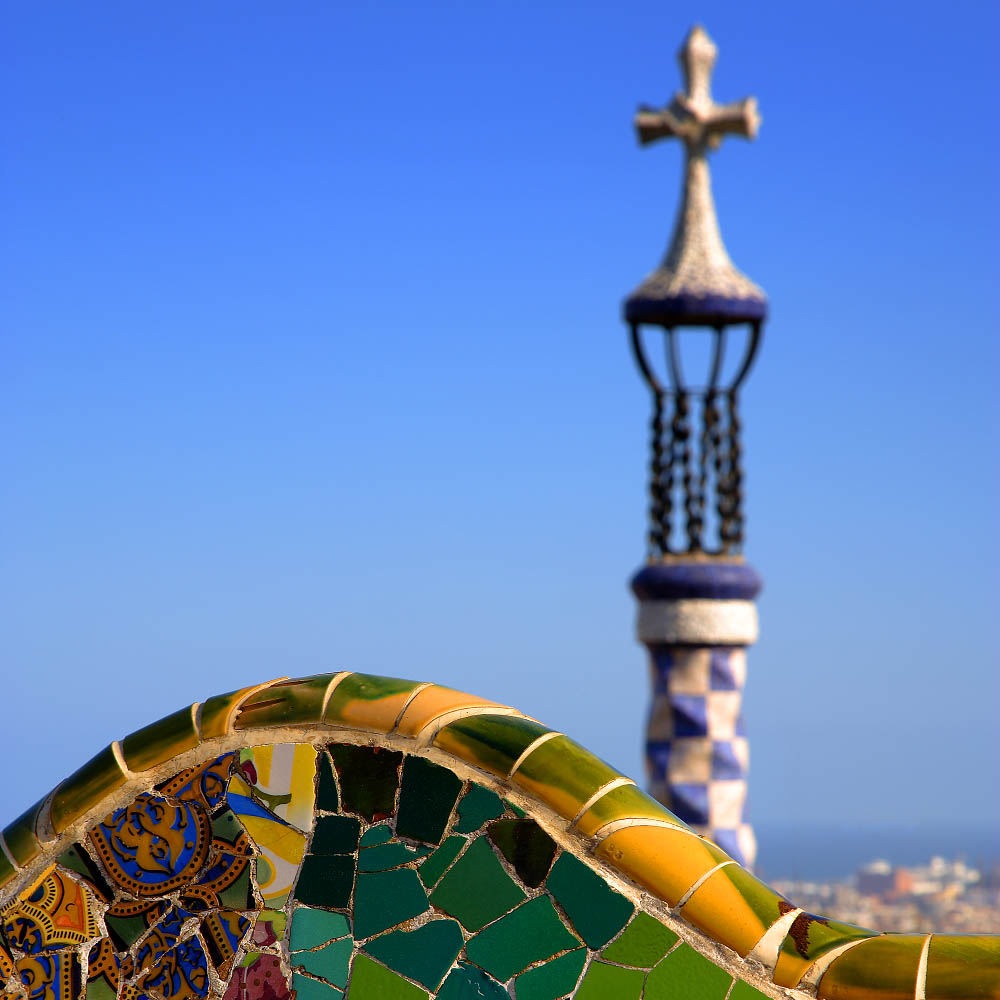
[645,646,756,869]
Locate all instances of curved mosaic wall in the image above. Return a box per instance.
[1,673,997,1000]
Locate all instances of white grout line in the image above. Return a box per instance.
[915,933,932,1000]
[320,671,353,717]
[570,777,635,826]
[508,731,562,778]
[0,834,17,871]
[800,937,873,991]
[224,676,291,733]
[747,906,802,972]
[590,816,700,841]
[675,859,735,910]
[390,682,433,731]
[110,741,135,779]
[412,705,521,746]
[190,702,202,738]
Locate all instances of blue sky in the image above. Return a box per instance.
[3,1,998,847]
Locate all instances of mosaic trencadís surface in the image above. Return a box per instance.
[1,674,997,1000]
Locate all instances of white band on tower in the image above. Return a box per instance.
[636,598,759,645]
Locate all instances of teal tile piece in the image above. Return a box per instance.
[575,962,645,999]
[327,744,402,822]
[346,954,428,998]
[360,825,393,847]
[437,962,507,1000]
[504,799,527,817]
[295,855,355,908]
[464,895,579,982]
[358,841,431,872]
[290,908,351,951]
[316,752,340,812]
[417,836,465,889]
[429,837,526,931]
[643,944,732,1000]
[601,912,677,968]
[294,973,343,1000]
[546,852,633,949]
[353,868,429,940]
[362,919,463,991]
[453,784,505,833]
[513,947,586,1000]
[395,756,463,846]
[294,938,353,988]
[729,982,769,999]
[486,818,556,888]
[312,816,361,855]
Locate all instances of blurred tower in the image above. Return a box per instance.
[624,25,766,869]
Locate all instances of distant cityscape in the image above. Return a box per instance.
[771,856,1000,933]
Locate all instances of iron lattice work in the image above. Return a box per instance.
[630,321,760,558]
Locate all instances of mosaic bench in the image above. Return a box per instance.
[1,673,997,1000]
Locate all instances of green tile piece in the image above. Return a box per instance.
[294,938,353,988]
[293,972,343,1000]
[429,837,526,931]
[346,954,428,999]
[395,756,463,846]
[105,909,156,951]
[217,863,254,909]
[358,842,431,872]
[3,800,44,866]
[464,895,579,982]
[575,961,645,999]
[454,784,505,834]
[353,868,429,940]
[437,962,507,1000]
[601,912,677,968]
[316,752,340,812]
[198,684,255,739]
[643,944,732,1000]
[312,816,362,855]
[0,850,15,891]
[87,974,116,1000]
[513,947,586,1000]
[212,809,248,848]
[433,714,553,778]
[120,704,199,772]
[57,843,112,901]
[290,907,351,951]
[362,919,463,991]
[729,982,769,999]
[486,817,556,888]
[417,836,465,889]
[360,824,393,846]
[50,745,128,833]
[545,852,633,949]
[234,674,333,728]
[295,855,355,908]
[328,744,402,821]
[505,799,527,817]
[925,934,1000,1000]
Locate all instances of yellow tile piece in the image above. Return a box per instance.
[323,673,425,732]
[575,782,688,837]
[816,934,926,1000]
[924,935,1000,1000]
[679,862,791,958]
[394,684,508,737]
[241,743,317,833]
[200,680,287,739]
[511,734,622,822]
[595,824,730,907]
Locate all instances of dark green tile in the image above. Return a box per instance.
[327,744,402,822]
[49,745,127,834]
[575,962,645,999]
[316,752,340,812]
[358,842,431,872]
[234,675,332,729]
[363,919,463,991]
[545,852,633,949]
[600,912,677,968]
[295,855,355,908]
[417,836,465,889]
[353,868,429,940]
[437,962,507,1000]
[729,982,769,999]
[57,843,112,901]
[453,783,505,834]
[644,944,732,1000]
[360,824,393,847]
[346,954,428,999]
[120,705,199,772]
[217,863,254,909]
[486,818,556,889]
[433,715,553,778]
[464,895,579,982]
[312,816,361,856]
[290,908,351,951]
[0,850,15,891]
[513,947,586,1000]
[395,756,462,846]
[429,837,526,931]
[294,938,353,988]
[293,972,343,1000]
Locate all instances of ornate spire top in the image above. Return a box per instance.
[625,25,767,327]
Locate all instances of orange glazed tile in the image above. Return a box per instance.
[595,824,730,907]
[679,862,791,958]
[323,673,425,732]
[394,685,508,738]
[816,934,925,1000]
[575,783,688,837]
[924,935,1000,1000]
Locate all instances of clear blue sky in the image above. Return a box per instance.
[3,2,997,844]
